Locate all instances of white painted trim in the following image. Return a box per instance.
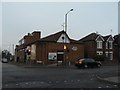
[106,42,108,49]
[57,34,70,43]
[97,51,103,55]
[96,35,104,41]
[109,41,113,49]
[107,35,114,42]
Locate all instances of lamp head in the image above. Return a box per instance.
[70,9,73,11]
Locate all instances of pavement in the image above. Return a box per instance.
[7,61,120,84]
[97,75,120,84]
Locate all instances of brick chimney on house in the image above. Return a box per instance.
[23,31,41,45]
[32,31,41,42]
[24,34,33,45]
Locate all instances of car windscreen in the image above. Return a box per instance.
[79,59,84,62]
[84,59,95,62]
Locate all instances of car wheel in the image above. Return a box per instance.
[97,64,101,68]
[84,64,88,68]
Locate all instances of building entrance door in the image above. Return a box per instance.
[57,51,64,62]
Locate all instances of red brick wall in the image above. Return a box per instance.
[24,36,33,45]
[36,42,84,64]
[15,49,25,62]
[84,41,96,58]
[32,31,41,41]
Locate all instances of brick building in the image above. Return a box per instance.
[103,35,114,60]
[15,31,41,62]
[15,30,84,65]
[113,34,120,62]
[79,33,114,61]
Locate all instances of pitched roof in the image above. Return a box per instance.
[37,30,81,44]
[113,34,119,45]
[39,30,65,42]
[79,33,99,42]
[70,39,82,43]
[102,35,111,41]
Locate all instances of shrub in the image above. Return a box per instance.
[94,54,106,61]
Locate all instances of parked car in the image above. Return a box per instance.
[2,58,8,63]
[75,58,101,68]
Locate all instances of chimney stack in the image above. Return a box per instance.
[32,31,41,41]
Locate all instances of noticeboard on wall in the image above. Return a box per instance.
[48,53,57,60]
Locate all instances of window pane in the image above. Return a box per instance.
[100,42,102,48]
[109,53,113,60]
[109,42,112,49]
[97,41,102,49]
[106,43,108,49]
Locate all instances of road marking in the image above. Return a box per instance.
[98,86,102,88]
[114,85,117,87]
[40,82,44,84]
[90,78,93,80]
[56,81,59,83]
[32,82,36,84]
[15,84,19,86]
[71,80,73,82]
[106,86,109,88]
[25,83,29,85]
[5,84,8,87]
[48,81,52,83]
[64,80,67,83]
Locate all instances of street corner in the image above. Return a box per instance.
[96,75,120,85]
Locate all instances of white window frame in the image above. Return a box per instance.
[106,42,108,49]
[109,52,113,60]
[109,41,113,49]
[97,41,103,49]
[105,52,108,57]
[105,52,113,60]
[97,51,103,55]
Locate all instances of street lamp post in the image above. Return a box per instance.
[64,9,73,66]
[64,9,73,32]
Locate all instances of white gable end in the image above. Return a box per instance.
[107,36,114,42]
[57,34,70,43]
[96,35,104,41]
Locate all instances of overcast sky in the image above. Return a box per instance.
[1,1,118,53]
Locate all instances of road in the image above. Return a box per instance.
[2,63,119,89]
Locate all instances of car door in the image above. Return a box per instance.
[87,59,95,67]
[90,59,96,67]
[85,59,92,67]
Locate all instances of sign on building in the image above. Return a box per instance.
[72,46,78,51]
[48,53,57,60]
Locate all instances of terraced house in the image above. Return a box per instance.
[15,30,84,65]
[79,33,114,61]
